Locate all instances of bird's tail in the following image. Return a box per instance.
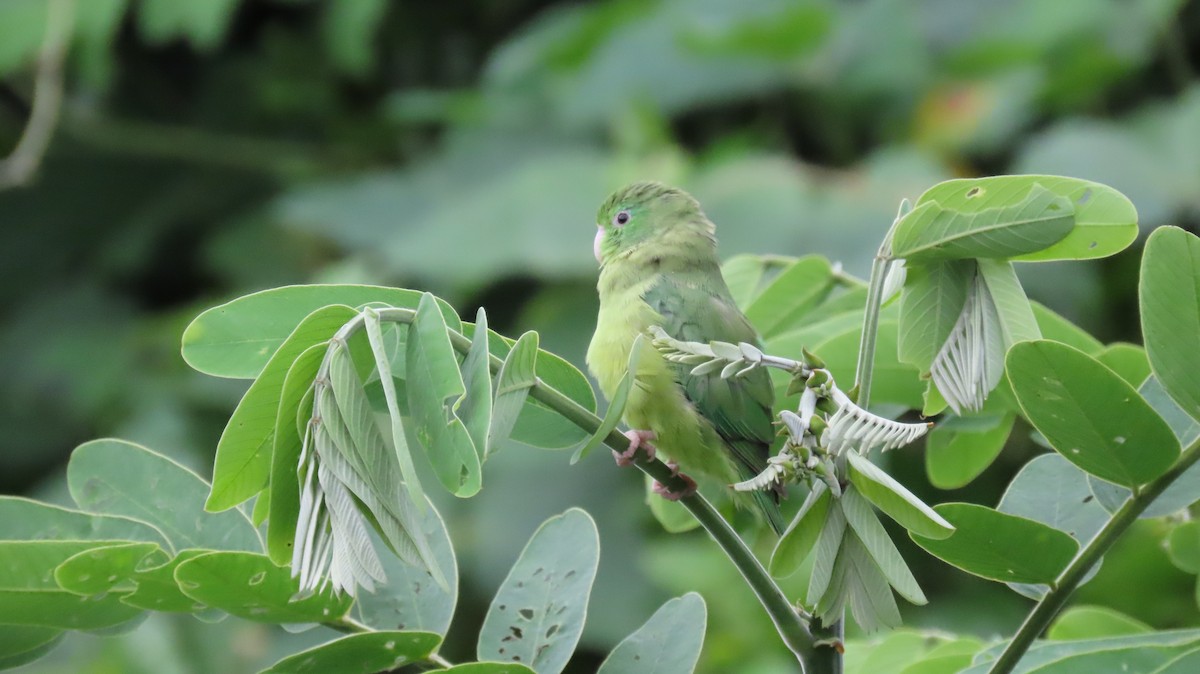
[751,485,787,536]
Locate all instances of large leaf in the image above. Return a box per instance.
[175,551,352,623]
[267,343,326,564]
[810,320,924,410]
[911,503,1078,585]
[0,626,63,671]
[841,486,926,605]
[978,258,1041,348]
[54,541,164,596]
[258,631,441,674]
[0,540,145,630]
[364,307,426,508]
[891,182,1074,261]
[207,304,358,512]
[925,413,1014,489]
[905,176,1137,263]
[431,665,536,674]
[1031,302,1103,355]
[181,285,457,379]
[67,439,261,554]
[898,259,975,373]
[478,509,599,674]
[1141,226,1200,423]
[0,496,166,546]
[1007,340,1179,487]
[596,593,707,674]
[406,293,482,496]
[770,483,831,578]
[1047,606,1151,641]
[846,452,954,539]
[963,629,1200,674]
[743,255,834,337]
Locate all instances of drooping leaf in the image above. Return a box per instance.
[207,304,359,512]
[67,439,261,554]
[596,593,707,674]
[978,258,1041,348]
[364,307,426,510]
[181,285,458,379]
[175,551,352,623]
[406,293,482,496]
[258,631,441,674]
[907,176,1137,263]
[842,530,902,633]
[1141,226,1200,423]
[911,503,1078,585]
[846,452,954,539]
[488,331,538,456]
[898,259,975,374]
[478,509,599,674]
[806,498,847,609]
[925,413,1014,489]
[891,182,1074,261]
[571,334,644,465]
[841,486,926,605]
[927,269,1004,414]
[1006,340,1179,487]
[267,343,326,564]
[0,540,146,630]
[460,308,494,461]
[770,483,831,578]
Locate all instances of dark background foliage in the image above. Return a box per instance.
[2,1,1199,671]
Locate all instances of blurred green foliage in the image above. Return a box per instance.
[2,0,1199,672]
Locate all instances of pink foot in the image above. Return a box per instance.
[653,461,698,501]
[613,430,656,466]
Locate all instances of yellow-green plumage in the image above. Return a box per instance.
[586,182,784,533]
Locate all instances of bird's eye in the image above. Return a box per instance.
[613,210,631,227]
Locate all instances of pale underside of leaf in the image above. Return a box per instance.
[930,270,1003,414]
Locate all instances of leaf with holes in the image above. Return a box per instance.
[258,631,441,674]
[174,551,351,623]
[0,540,146,630]
[207,305,358,512]
[67,439,260,554]
[596,593,707,674]
[892,182,1074,261]
[181,285,458,379]
[908,176,1137,263]
[54,541,165,596]
[1142,226,1200,422]
[407,293,482,496]
[911,503,1077,585]
[1007,340,1179,487]
[846,452,954,540]
[477,509,599,674]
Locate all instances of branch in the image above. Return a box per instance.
[0,0,73,189]
[985,435,1200,674]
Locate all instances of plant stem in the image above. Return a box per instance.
[853,255,892,409]
[985,436,1200,674]
[370,308,820,668]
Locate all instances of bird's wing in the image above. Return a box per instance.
[642,275,776,473]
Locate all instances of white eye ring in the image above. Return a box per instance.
[613,210,631,227]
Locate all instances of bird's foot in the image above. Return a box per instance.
[613,429,656,467]
[653,461,698,501]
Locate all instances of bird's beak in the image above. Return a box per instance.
[593,226,605,264]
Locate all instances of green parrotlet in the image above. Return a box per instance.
[586,181,785,534]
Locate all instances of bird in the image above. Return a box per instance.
[586,181,785,534]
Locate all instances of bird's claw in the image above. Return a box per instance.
[653,462,698,501]
[613,430,656,466]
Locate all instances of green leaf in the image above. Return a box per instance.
[0,540,145,630]
[596,593,707,674]
[431,665,536,674]
[487,331,538,456]
[1006,340,1179,487]
[67,439,261,554]
[842,530,902,633]
[1168,521,1200,574]
[320,0,388,77]
[1155,647,1200,674]
[998,455,1109,548]
[460,309,494,461]
[770,483,831,578]
[120,549,219,614]
[911,503,1078,584]
[1047,606,1151,641]
[54,541,164,595]
[0,625,63,671]
[406,293,482,496]
[841,486,926,605]
[0,496,166,546]
[354,496,458,636]
[978,259,1041,347]
[137,0,239,49]
[510,347,594,449]
[906,176,1137,263]
[846,630,929,674]
[892,182,1073,261]
[925,413,1014,489]
[181,285,457,379]
[364,307,426,510]
[811,320,924,409]
[721,254,768,309]
[1141,226,1200,422]
[845,452,954,539]
[175,551,352,623]
[572,334,644,465]
[1031,302,1103,355]
[743,255,834,337]
[898,654,975,674]
[207,304,358,512]
[267,343,326,564]
[963,629,1200,674]
[478,509,599,674]
[1018,648,1175,674]
[1096,343,1152,388]
[258,631,441,674]
[806,497,847,608]
[898,259,975,373]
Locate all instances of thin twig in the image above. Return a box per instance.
[0,0,73,189]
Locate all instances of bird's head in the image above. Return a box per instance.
[593,181,711,265]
